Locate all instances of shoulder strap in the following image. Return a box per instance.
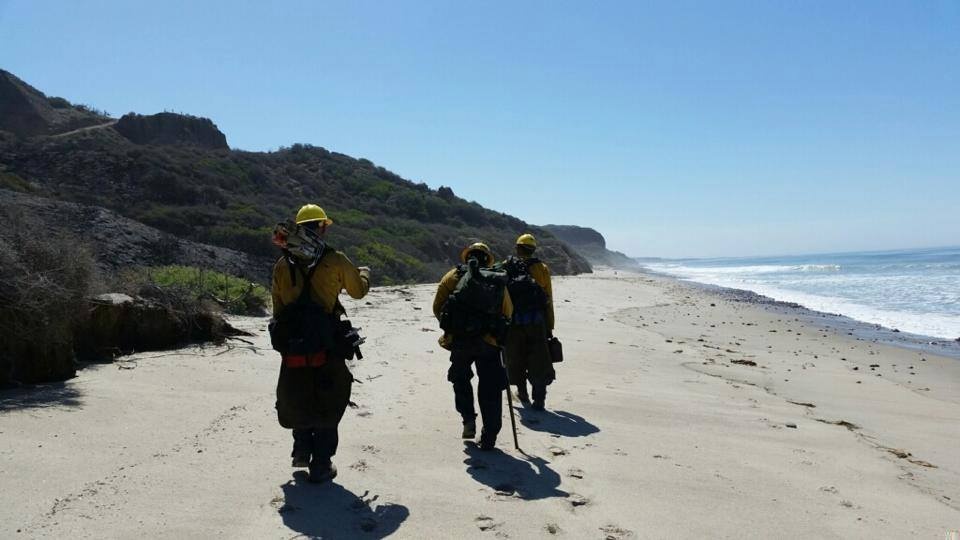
[285,255,298,287]
[288,253,326,304]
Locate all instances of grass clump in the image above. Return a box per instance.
[134,265,268,316]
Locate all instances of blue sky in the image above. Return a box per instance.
[2,0,958,258]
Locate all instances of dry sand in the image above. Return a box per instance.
[2,270,959,539]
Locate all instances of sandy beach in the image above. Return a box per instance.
[2,269,958,539]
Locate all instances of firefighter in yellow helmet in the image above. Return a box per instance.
[502,233,555,410]
[271,204,371,483]
[433,242,513,450]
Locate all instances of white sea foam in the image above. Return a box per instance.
[645,257,960,340]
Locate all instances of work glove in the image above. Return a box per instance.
[358,266,371,280]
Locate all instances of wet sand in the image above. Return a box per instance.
[1,269,958,538]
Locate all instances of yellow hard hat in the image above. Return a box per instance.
[516,233,537,248]
[460,242,494,266]
[295,204,334,226]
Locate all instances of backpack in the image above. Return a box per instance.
[499,256,548,314]
[268,254,336,357]
[440,259,508,339]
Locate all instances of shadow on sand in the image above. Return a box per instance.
[279,472,410,539]
[463,443,568,500]
[0,381,83,412]
[517,408,600,438]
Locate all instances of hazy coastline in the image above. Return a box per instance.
[643,270,960,361]
[640,246,960,355]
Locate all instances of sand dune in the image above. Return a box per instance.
[2,270,958,538]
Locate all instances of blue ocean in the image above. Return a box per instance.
[644,246,960,340]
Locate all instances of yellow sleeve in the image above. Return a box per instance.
[271,258,286,316]
[433,268,459,320]
[530,262,554,329]
[336,251,370,299]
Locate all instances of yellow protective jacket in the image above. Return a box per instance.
[524,258,554,331]
[272,251,370,315]
[433,267,513,348]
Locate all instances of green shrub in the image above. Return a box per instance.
[353,241,425,286]
[132,265,268,315]
[0,121,593,286]
[47,96,72,109]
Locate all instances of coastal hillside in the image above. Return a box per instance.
[0,189,265,283]
[0,70,111,137]
[0,69,591,284]
[543,224,638,270]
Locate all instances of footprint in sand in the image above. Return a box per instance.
[350,460,369,472]
[600,524,635,539]
[567,493,589,508]
[475,515,502,532]
[549,446,568,457]
[270,495,298,514]
[567,467,585,479]
[545,523,561,535]
[361,445,380,454]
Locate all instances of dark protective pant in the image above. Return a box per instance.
[276,356,353,429]
[277,355,351,465]
[447,339,508,439]
[292,426,339,464]
[505,322,555,402]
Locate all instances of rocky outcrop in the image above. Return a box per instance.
[114,112,228,149]
[544,225,639,270]
[0,189,270,283]
[0,69,110,137]
[544,225,607,248]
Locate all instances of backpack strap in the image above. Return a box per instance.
[287,248,327,304]
[285,255,298,287]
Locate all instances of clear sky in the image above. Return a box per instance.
[2,0,958,258]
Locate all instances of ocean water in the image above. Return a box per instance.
[644,246,960,340]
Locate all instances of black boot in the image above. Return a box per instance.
[292,452,311,468]
[516,384,530,405]
[478,429,496,451]
[308,460,338,483]
[291,429,313,468]
[462,418,477,439]
[531,383,547,411]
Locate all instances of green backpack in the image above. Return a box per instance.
[440,259,508,339]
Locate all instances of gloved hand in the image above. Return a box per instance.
[358,266,371,280]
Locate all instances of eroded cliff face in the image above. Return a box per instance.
[114,112,229,150]
[544,225,638,270]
